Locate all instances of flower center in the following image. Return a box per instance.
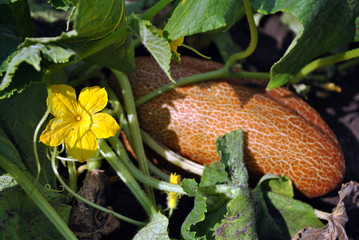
[75,115,82,122]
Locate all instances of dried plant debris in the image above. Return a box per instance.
[69,169,120,240]
[293,181,359,240]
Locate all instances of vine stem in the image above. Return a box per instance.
[291,47,359,83]
[50,147,147,226]
[141,0,172,20]
[0,153,77,240]
[31,78,52,194]
[107,137,185,194]
[107,137,239,196]
[111,70,156,204]
[68,161,77,192]
[135,69,270,107]
[98,139,156,217]
[224,0,258,68]
[102,81,169,180]
[135,68,229,107]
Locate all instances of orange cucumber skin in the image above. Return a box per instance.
[129,56,345,198]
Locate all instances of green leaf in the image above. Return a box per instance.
[164,0,243,41]
[181,191,208,240]
[0,185,71,240]
[181,178,199,197]
[252,175,324,239]
[256,174,294,197]
[128,15,173,81]
[0,127,28,175]
[183,163,229,239]
[48,0,72,11]
[216,129,247,187]
[181,130,257,239]
[200,162,229,187]
[213,196,258,240]
[0,44,76,99]
[0,1,33,76]
[84,24,135,73]
[0,173,18,191]
[250,0,359,89]
[74,0,124,40]
[0,0,34,37]
[133,212,170,240]
[1,0,127,98]
[210,130,257,239]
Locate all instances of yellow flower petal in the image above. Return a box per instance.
[170,36,184,57]
[91,113,120,139]
[39,118,72,146]
[48,85,78,118]
[78,86,108,115]
[65,123,98,162]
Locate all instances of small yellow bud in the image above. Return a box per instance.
[167,173,181,211]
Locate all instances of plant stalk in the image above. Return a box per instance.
[98,139,156,217]
[141,0,172,20]
[225,0,258,68]
[108,137,185,194]
[111,70,156,204]
[291,47,359,83]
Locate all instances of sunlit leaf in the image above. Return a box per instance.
[164,0,243,41]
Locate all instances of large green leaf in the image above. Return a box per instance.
[250,0,359,89]
[164,0,243,41]
[1,0,128,99]
[0,117,71,239]
[84,22,135,73]
[252,175,324,239]
[0,82,55,185]
[74,0,123,40]
[0,185,71,240]
[0,0,33,76]
[212,130,257,240]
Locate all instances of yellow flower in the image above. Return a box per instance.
[169,36,184,57]
[167,173,181,210]
[40,84,120,162]
[158,30,184,58]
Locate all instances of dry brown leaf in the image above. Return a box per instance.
[69,169,120,240]
[292,181,359,240]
